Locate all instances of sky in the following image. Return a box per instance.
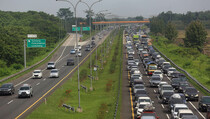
[0,0,210,18]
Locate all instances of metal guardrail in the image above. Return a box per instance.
[0,34,70,83]
[152,45,210,94]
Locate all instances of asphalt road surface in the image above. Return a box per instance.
[0,29,112,119]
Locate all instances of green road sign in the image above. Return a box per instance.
[27,39,46,48]
[72,27,81,31]
[82,27,90,31]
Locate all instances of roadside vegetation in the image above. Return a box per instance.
[26,29,123,119]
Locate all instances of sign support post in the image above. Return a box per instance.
[24,40,26,68]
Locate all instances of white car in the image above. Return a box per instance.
[153,70,163,79]
[160,85,174,98]
[77,45,82,50]
[76,51,82,57]
[47,62,56,69]
[32,70,42,79]
[18,84,33,98]
[128,50,135,55]
[171,104,189,119]
[135,96,153,109]
[50,69,59,78]
[167,67,177,77]
[177,109,194,119]
[136,102,152,116]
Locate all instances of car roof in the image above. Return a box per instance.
[178,109,193,113]
[51,69,58,71]
[154,70,161,72]
[22,84,31,87]
[34,70,41,72]
[162,85,172,87]
[174,104,188,108]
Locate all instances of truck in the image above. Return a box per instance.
[147,62,157,75]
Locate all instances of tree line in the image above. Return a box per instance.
[150,11,208,52]
[0,10,66,77]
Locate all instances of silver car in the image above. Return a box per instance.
[18,84,33,98]
[50,69,59,78]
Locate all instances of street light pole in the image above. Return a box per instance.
[80,0,102,90]
[56,0,82,111]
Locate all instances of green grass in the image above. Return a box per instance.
[26,29,123,119]
[152,36,210,95]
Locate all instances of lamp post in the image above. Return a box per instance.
[80,0,102,90]
[56,0,82,111]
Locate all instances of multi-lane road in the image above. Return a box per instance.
[0,29,111,119]
[121,29,208,119]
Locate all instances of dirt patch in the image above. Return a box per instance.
[106,80,113,92]
[58,97,68,107]
[97,103,108,119]
[174,38,184,46]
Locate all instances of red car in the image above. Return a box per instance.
[137,111,159,119]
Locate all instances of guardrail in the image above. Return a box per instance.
[152,45,210,94]
[0,34,70,83]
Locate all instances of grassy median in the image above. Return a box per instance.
[26,29,123,119]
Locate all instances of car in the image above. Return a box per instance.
[162,91,174,104]
[76,51,82,57]
[160,85,174,98]
[130,69,141,75]
[47,62,56,69]
[161,62,170,69]
[149,75,162,87]
[167,67,177,77]
[50,69,59,78]
[137,104,159,119]
[198,96,210,112]
[66,58,74,66]
[158,81,168,93]
[18,84,33,98]
[170,71,181,78]
[162,65,172,74]
[133,84,146,94]
[171,104,189,119]
[91,41,95,45]
[183,87,199,101]
[136,102,152,116]
[131,79,144,89]
[178,82,189,93]
[181,115,198,119]
[157,58,166,67]
[177,109,194,119]
[85,45,91,51]
[134,59,140,65]
[152,70,163,79]
[77,45,82,50]
[168,94,186,112]
[128,55,134,60]
[70,49,76,54]
[135,90,148,101]
[207,106,210,119]
[171,78,182,89]
[135,96,152,108]
[32,70,42,79]
[128,49,135,55]
[0,83,15,95]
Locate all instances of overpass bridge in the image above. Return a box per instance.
[92,20,150,25]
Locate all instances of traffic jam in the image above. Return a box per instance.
[124,26,210,119]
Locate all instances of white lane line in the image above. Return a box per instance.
[36,83,40,86]
[189,101,205,119]
[166,114,170,119]
[161,104,165,109]
[7,100,13,104]
[154,90,156,93]
[43,78,46,81]
[14,77,32,87]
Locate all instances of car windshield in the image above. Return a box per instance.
[149,66,157,70]
[186,88,197,93]
[154,72,161,74]
[203,97,210,103]
[139,104,146,108]
[136,86,144,89]
[34,71,41,73]
[171,98,184,104]
[172,78,180,82]
[163,86,173,90]
[48,63,54,65]
[20,87,29,90]
[51,70,58,73]
[175,107,188,112]
[180,83,189,86]
[139,99,151,102]
[180,113,193,118]
[1,84,11,88]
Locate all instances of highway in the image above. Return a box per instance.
[0,29,111,119]
[121,28,208,119]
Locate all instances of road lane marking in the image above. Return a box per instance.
[161,104,165,109]
[154,90,156,93]
[43,78,46,81]
[36,83,40,86]
[15,36,103,119]
[7,100,13,104]
[189,101,205,119]
[166,114,170,119]
[129,88,134,119]
[14,77,32,87]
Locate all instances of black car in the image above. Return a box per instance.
[162,65,172,74]
[91,41,95,45]
[170,71,181,78]
[183,87,199,101]
[168,96,185,111]
[171,78,186,89]
[0,83,15,95]
[134,90,147,101]
[66,58,74,66]
[178,82,189,93]
[162,91,174,104]
[198,96,210,111]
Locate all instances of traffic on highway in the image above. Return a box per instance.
[0,29,111,119]
[123,26,210,119]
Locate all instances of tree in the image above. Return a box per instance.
[184,20,207,51]
[150,17,165,35]
[85,10,94,27]
[165,22,178,41]
[135,16,144,21]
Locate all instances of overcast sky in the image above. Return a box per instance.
[1,0,210,18]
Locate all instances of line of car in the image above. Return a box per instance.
[125,27,210,119]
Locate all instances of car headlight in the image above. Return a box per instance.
[185,94,188,96]
[195,94,198,97]
[202,104,206,106]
